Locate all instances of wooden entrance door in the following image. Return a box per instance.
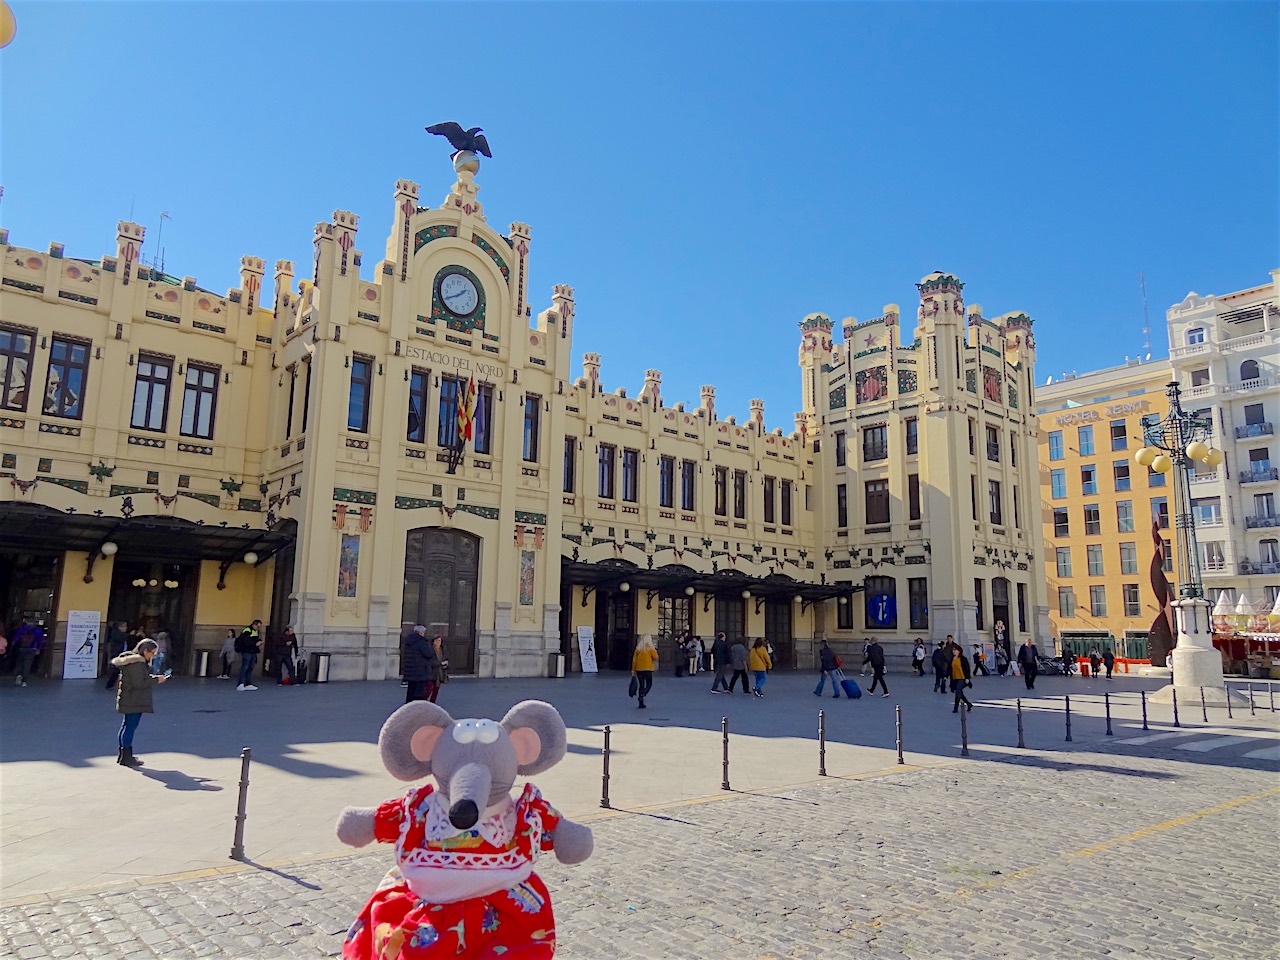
[764,599,793,670]
[403,528,479,674]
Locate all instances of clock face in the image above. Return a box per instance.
[438,271,479,317]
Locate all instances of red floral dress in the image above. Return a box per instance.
[343,783,563,960]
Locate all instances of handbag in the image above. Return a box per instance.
[628,674,638,698]
[834,657,843,669]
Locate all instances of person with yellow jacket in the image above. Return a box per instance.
[747,638,773,698]
[631,635,658,709]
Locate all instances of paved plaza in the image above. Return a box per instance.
[2,668,1277,958]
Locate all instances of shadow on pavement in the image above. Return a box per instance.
[136,767,223,791]
[963,750,1183,779]
[235,859,323,891]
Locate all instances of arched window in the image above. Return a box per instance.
[1240,359,1260,382]
[1186,328,1206,345]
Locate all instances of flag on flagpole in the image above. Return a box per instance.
[473,382,487,451]
[457,375,477,442]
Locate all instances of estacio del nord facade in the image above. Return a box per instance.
[0,152,1050,680]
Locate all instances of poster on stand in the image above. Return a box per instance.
[63,610,101,679]
[576,626,599,673]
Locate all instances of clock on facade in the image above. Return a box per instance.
[437,270,479,317]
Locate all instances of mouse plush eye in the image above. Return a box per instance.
[473,719,500,744]
[452,720,480,743]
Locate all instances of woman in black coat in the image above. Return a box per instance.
[112,639,169,767]
[402,626,439,704]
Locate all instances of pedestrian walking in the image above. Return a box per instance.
[950,645,974,713]
[403,625,438,704]
[1102,647,1115,680]
[1089,648,1102,681]
[911,639,926,677]
[698,635,709,673]
[632,635,658,709]
[995,645,1009,677]
[429,635,449,703]
[972,644,990,677]
[151,629,171,677]
[748,638,772,697]
[859,640,872,677]
[932,639,950,693]
[12,621,44,687]
[234,619,264,691]
[686,635,701,677]
[218,629,236,679]
[728,637,751,694]
[709,632,732,693]
[814,639,844,698]
[1017,638,1040,690]
[111,638,169,767]
[103,621,131,690]
[277,626,300,685]
[866,638,889,697]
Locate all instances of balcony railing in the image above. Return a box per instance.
[1171,340,1211,359]
[1188,471,1220,484]
[1239,560,1280,575]
[1202,557,1229,573]
[1196,515,1225,528]
[1240,466,1280,484]
[1244,514,1280,529]
[1235,422,1274,440]
[1236,376,1278,394]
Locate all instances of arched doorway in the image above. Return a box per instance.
[992,577,1012,661]
[403,528,479,674]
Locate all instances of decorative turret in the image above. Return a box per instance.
[700,385,717,420]
[797,313,833,414]
[915,271,964,391]
[749,398,765,428]
[551,284,575,341]
[239,256,265,311]
[640,369,663,407]
[115,221,144,286]
[509,222,532,320]
[390,179,420,283]
[332,210,358,278]
[582,352,601,395]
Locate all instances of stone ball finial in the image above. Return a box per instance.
[453,151,481,176]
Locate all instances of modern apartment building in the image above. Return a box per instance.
[1167,270,1280,613]
[1036,360,1177,656]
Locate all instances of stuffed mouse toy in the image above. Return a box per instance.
[336,700,593,959]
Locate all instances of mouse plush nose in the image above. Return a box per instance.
[449,799,479,830]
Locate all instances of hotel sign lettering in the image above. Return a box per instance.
[403,345,504,380]
[1054,399,1150,426]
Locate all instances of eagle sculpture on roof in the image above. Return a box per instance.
[425,122,492,159]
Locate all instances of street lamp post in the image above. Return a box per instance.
[1133,381,1237,705]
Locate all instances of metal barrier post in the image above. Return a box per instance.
[1172,688,1180,728]
[959,703,970,757]
[600,725,612,809]
[1065,695,1073,742]
[1248,683,1256,716]
[896,705,904,765]
[1226,682,1234,719]
[818,710,827,777]
[1016,698,1025,749]
[229,747,251,861]
[1201,686,1208,723]
[1105,692,1113,736]
[1270,683,1275,713]
[1141,690,1149,731]
[721,716,731,791]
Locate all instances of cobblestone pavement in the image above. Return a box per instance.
[3,732,1277,960]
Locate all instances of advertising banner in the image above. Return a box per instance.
[576,626,599,674]
[63,610,101,679]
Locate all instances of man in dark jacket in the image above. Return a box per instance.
[814,640,844,698]
[1017,638,1039,691]
[728,638,750,694]
[932,640,950,694]
[1102,647,1115,680]
[709,633,732,693]
[403,625,439,703]
[866,639,889,697]
[235,620,263,691]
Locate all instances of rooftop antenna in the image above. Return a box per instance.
[1139,272,1151,358]
[152,211,171,275]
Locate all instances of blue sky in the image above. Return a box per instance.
[2,1,1276,427]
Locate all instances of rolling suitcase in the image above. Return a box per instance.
[295,653,308,684]
[840,677,862,699]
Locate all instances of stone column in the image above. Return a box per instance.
[1150,596,1246,705]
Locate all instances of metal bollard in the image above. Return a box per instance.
[1172,688,1180,728]
[1065,695,1073,742]
[1105,692,1113,736]
[1141,689,1149,731]
[1270,683,1275,713]
[1249,683,1256,716]
[818,710,827,777]
[1016,698,1025,749]
[959,702,970,757]
[1226,682,1234,719]
[600,725,612,809]
[896,705,904,765]
[1201,686,1208,723]
[721,716,731,791]
[229,747,251,861]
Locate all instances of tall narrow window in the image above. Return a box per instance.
[301,360,312,432]
[1059,587,1076,617]
[659,455,675,508]
[733,469,747,519]
[44,337,90,419]
[1048,430,1064,460]
[681,459,696,511]
[1089,585,1107,616]
[1054,507,1070,536]
[598,444,616,499]
[1051,469,1067,499]
[862,425,887,462]
[1111,419,1128,451]
[285,365,297,438]
[1119,542,1138,574]
[523,394,541,462]
[1078,424,1095,455]
[865,479,890,525]
[837,586,854,629]
[1113,459,1131,491]
[837,483,848,527]
[905,417,918,455]
[908,577,928,629]
[971,476,979,521]
[985,424,1000,462]
[563,437,577,493]
[1087,543,1104,576]
[1013,486,1021,528]
[714,466,727,516]
[762,475,776,523]
[968,418,976,456]
[131,354,172,431]
[974,579,986,630]
[1017,582,1027,631]
[0,325,35,411]
[908,473,921,520]
[780,479,793,526]
[1147,462,1166,487]
[1080,464,1097,495]
[407,368,429,443]
[347,356,372,433]
[989,479,1003,525]
[1010,431,1018,467]
[181,364,219,439]
[438,376,459,447]
[865,576,897,630]
[1056,547,1072,577]
[834,430,847,467]
[621,448,639,502]
[1083,503,1101,535]
[1152,497,1169,529]
[1123,584,1141,616]
[472,382,494,455]
[1116,499,1134,533]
